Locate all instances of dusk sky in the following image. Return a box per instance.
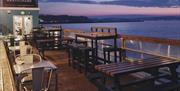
[39,0,180,16]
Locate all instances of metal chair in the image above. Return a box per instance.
[15,54,43,89]
[19,67,53,91]
[103,47,125,63]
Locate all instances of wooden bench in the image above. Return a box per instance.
[94,57,180,91]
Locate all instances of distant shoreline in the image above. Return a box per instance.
[39,15,180,24]
[40,21,144,24]
[40,20,180,24]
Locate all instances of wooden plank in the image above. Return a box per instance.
[0,41,16,91]
[76,32,116,39]
[95,57,160,69]
[95,57,180,77]
[110,60,179,77]
[99,59,173,74]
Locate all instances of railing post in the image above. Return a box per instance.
[120,38,126,62]
[167,45,171,57]
[0,0,2,7]
[139,42,144,59]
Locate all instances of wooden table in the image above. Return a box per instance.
[95,57,180,91]
[14,61,58,91]
[14,61,57,74]
[75,32,118,62]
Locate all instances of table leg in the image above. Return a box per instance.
[75,35,78,43]
[108,52,110,63]
[91,39,94,48]
[85,50,88,75]
[95,39,98,62]
[17,75,20,91]
[113,76,122,91]
[103,50,106,64]
[169,64,178,83]
[68,47,71,66]
[114,38,117,63]
[55,71,58,91]
[40,44,45,59]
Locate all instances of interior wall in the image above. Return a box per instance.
[0,9,39,35]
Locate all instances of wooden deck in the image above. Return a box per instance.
[43,50,97,91]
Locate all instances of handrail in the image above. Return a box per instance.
[120,35,180,60]
[91,26,117,30]
[123,48,180,61]
[121,35,180,46]
[0,41,17,91]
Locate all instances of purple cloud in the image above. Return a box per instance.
[39,0,180,7]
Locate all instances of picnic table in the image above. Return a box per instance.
[95,57,180,91]
[75,32,118,62]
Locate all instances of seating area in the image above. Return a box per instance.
[0,26,180,91]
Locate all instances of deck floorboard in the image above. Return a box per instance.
[44,50,97,91]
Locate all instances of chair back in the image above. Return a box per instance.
[32,67,53,91]
[19,41,25,46]
[91,26,117,35]
[15,54,42,64]
[20,45,28,56]
[10,37,15,46]
[20,67,53,91]
[16,44,32,56]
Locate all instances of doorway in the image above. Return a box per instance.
[13,15,33,36]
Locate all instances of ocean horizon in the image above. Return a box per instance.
[43,20,180,40]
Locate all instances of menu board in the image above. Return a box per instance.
[3,0,37,7]
[5,0,32,2]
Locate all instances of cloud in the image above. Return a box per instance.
[100,0,180,7]
[38,0,96,4]
[39,0,180,7]
[39,2,180,16]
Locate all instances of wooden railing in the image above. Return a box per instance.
[60,29,180,61]
[2,0,38,7]
[0,41,16,91]
[120,35,180,60]
[121,35,180,46]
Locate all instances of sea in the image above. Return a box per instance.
[43,20,180,59]
[44,20,180,40]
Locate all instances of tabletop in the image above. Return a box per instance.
[95,57,180,77]
[13,61,57,74]
[76,32,117,39]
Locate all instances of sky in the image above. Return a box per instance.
[39,0,180,16]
